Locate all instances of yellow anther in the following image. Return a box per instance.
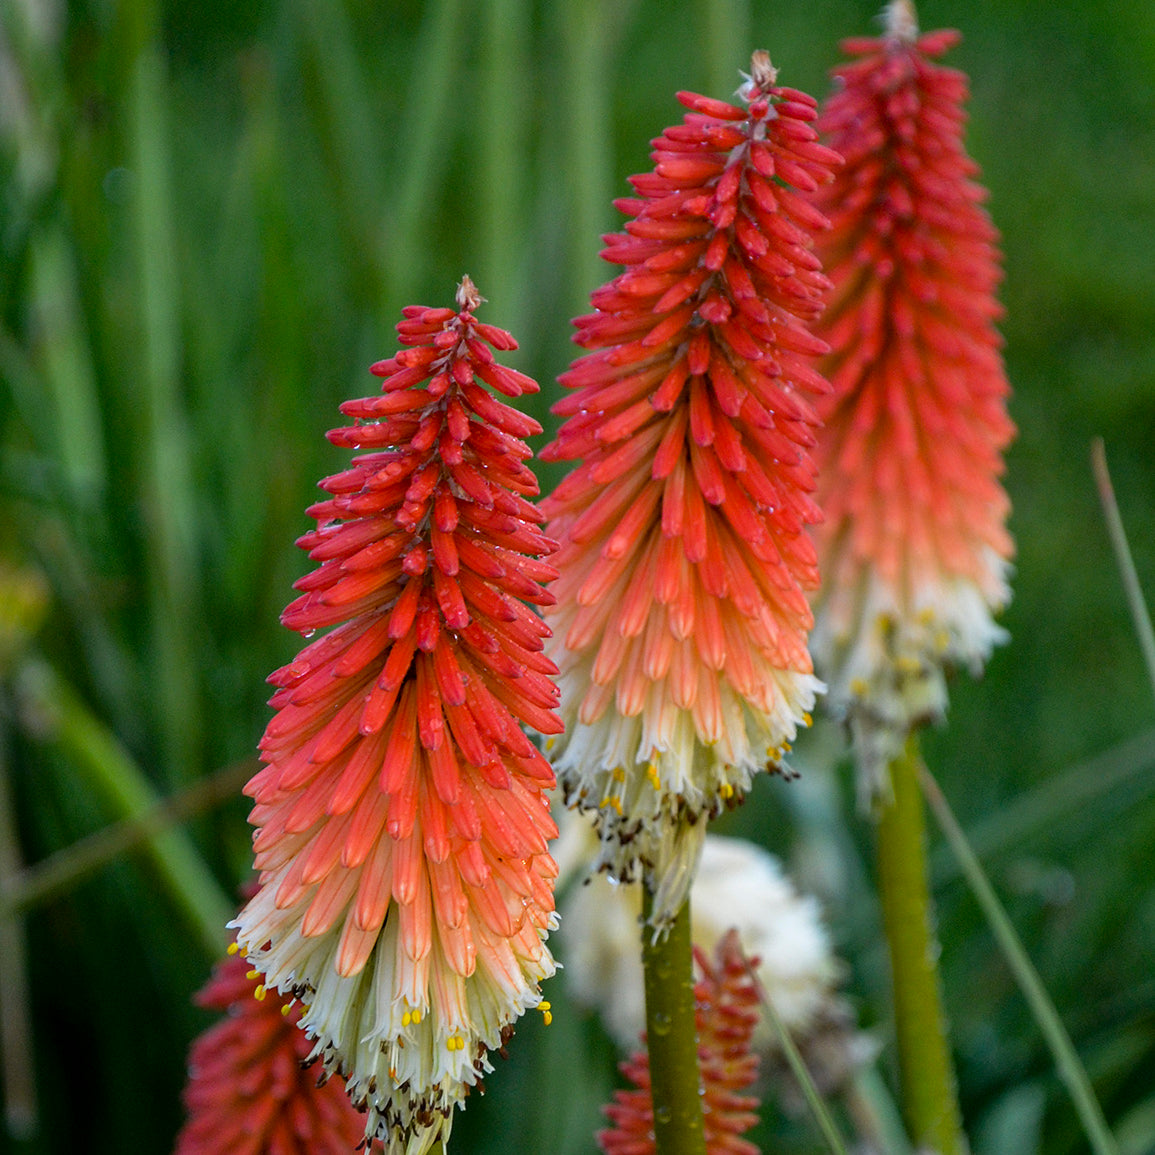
[545,737,556,751]
[646,764,661,790]
[850,676,870,696]
[226,941,240,956]
[402,1011,412,1027]
[896,656,923,675]
[934,629,950,652]
[411,1008,422,1024]
[610,796,622,815]
[611,766,626,783]
[280,1004,292,1017]
[719,782,734,800]
[917,606,936,625]
[389,1066,398,1082]
[447,1035,465,1052]
[246,968,261,981]
[802,711,813,727]
[253,985,267,1002]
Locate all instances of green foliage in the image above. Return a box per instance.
[1,0,1153,1152]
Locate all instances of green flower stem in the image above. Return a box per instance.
[875,732,966,1155]
[641,885,706,1155]
[920,765,1120,1155]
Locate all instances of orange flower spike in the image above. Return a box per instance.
[809,0,1015,795]
[175,946,384,1155]
[599,930,763,1155]
[543,53,841,927]
[232,278,562,1154]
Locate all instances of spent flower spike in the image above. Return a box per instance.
[231,278,562,1153]
[542,53,841,927]
[561,832,841,1054]
[175,941,383,1155]
[809,0,1015,794]
[599,930,764,1155]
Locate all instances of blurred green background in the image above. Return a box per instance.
[1,0,1153,1152]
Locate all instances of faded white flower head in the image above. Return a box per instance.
[558,828,841,1052]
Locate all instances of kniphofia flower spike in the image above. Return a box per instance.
[599,930,764,1155]
[542,53,840,926]
[232,278,562,1153]
[809,0,1015,794]
[175,940,382,1155]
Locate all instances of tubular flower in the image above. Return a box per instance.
[541,53,841,927]
[231,278,562,1153]
[809,0,1015,792]
[599,929,763,1155]
[175,944,381,1155]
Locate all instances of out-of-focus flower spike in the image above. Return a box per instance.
[542,54,841,929]
[175,939,385,1155]
[809,1,1015,798]
[231,278,561,1153]
[598,929,764,1155]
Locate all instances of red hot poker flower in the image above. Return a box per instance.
[809,0,1015,792]
[175,945,382,1155]
[542,53,841,926]
[599,930,763,1155]
[232,278,562,1153]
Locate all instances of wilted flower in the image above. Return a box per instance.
[809,0,1015,792]
[175,943,380,1155]
[542,53,840,927]
[599,930,764,1155]
[561,831,841,1053]
[232,279,562,1153]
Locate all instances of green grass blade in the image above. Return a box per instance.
[12,660,232,958]
[697,0,750,96]
[1092,438,1155,709]
[126,40,204,788]
[762,987,851,1155]
[921,765,1120,1155]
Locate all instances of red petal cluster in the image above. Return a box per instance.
[545,57,840,677]
[232,280,562,1149]
[812,14,1014,607]
[599,930,763,1155]
[541,55,841,923]
[245,278,560,980]
[175,949,377,1155]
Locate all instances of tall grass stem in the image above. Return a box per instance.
[920,765,1120,1155]
[1092,438,1155,709]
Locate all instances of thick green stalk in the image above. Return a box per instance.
[641,886,706,1155]
[875,733,966,1155]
